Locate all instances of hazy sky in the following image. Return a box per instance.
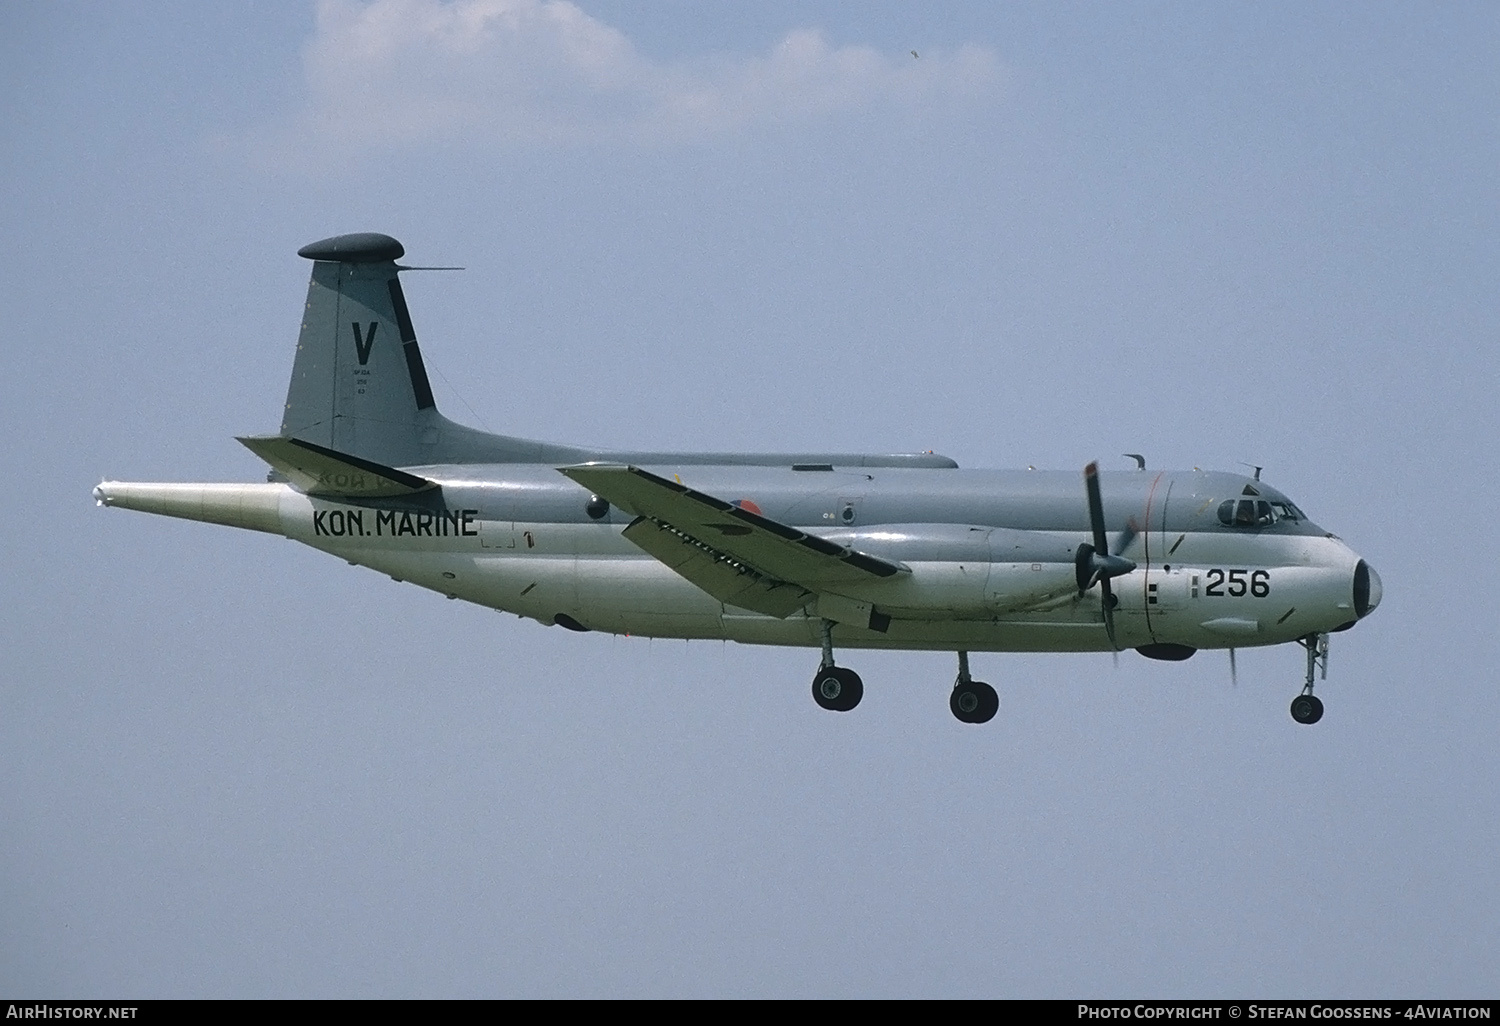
[3,1,1497,997]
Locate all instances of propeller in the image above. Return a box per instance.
[1076,461,1138,650]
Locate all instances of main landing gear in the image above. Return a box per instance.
[807,624,997,723]
[811,619,863,712]
[1290,633,1328,725]
[950,650,998,725]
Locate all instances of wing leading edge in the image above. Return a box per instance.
[558,464,907,620]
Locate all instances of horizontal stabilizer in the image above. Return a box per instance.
[238,436,436,498]
[560,464,906,617]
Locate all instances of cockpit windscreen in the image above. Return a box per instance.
[1217,487,1306,529]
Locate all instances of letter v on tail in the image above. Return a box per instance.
[352,321,377,365]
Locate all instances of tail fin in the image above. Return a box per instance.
[281,232,595,468]
[281,233,439,467]
[275,233,961,473]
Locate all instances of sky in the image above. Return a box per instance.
[3,0,1497,998]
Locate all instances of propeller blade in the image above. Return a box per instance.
[1084,461,1109,555]
[1081,462,1134,651]
[1115,516,1140,554]
[1229,647,1238,687]
[1101,577,1120,651]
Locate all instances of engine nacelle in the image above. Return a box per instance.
[828,524,1081,619]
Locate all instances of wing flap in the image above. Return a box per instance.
[622,517,812,617]
[238,436,437,498]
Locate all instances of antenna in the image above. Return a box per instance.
[395,265,466,271]
[1238,462,1264,481]
[1123,453,1145,470]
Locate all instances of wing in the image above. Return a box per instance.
[558,464,907,619]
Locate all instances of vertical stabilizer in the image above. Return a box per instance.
[282,233,437,467]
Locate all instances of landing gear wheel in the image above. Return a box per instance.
[1290,693,1324,725]
[812,667,863,712]
[950,680,999,724]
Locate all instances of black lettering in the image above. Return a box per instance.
[1201,568,1272,598]
[444,510,461,537]
[313,510,328,536]
[398,511,415,536]
[462,509,478,536]
[348,510,365,537]
[1205,568,1225,596]
[327,509,345,536]
[352,321,378,365]
[376,509,395,536]
[416,512,433,536]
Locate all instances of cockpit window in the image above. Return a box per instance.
[1218,488,1308,528]
[1218,498,1277,528]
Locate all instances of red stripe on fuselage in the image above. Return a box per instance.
[1141,471,1165,638]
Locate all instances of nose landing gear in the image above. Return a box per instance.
[950,650,998,724]
[1291,633,1328,725]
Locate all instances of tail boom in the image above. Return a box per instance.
[93,482,284,534]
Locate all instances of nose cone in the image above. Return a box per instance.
[1354,559,1382,618]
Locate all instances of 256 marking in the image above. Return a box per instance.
[1204,568,1270,598]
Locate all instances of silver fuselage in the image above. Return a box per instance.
[100,463,1375,654]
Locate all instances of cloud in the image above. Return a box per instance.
[271,0,1002,154]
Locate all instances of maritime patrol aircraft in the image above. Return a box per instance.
[95,233,1381,725]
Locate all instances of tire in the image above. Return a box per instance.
[1290,694,1324,725]
[813,667,863,712]
[951,681,997,724]
[973,681,999,724]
